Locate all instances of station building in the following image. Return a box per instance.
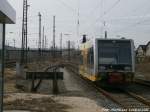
[0,0,16,111]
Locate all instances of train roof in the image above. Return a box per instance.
[80,38,134,50]
[94,38,133,41]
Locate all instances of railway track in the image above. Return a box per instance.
[23,61,150,111]
[124,83,150,106]
[124,90,150,106]
[134,79,150,87]
[65,62,150,111]
[104,90,150,111]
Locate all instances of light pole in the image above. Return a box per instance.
[64,34,72,61]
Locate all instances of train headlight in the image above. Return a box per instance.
[124,67,131,71]
[99,66,106,70]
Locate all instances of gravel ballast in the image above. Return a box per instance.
[4,67,120,112]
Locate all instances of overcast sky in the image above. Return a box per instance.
[6,0,150,48]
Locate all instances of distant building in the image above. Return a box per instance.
[136,45,146,57]
[146,42,150,56]
[136,45,146,62]
[136,41,150,62]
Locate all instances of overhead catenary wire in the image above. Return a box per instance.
[86,1,102,19]
[103,0,121,16]
[56,0,77,14]
[122,0,150,17]
[115,18,150,33]
[83,0,121,32]
[85,0,150,36]
[105,14,150,22]
[114,6,150,33]
[7,0,150,48]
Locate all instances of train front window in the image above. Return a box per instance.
[98,40,132,66]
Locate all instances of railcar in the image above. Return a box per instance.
[79,38,135,86]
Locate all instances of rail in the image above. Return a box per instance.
[135,79,150,87]
[64,62,150,111]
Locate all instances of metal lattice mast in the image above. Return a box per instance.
[53,16,56,58]
[21,0,28,65]
[38,13,42,53]
[42,26,45,50]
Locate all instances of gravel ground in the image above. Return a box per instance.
[4,68,22,93]
[38,68,120,111]
[4,67,120,112]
